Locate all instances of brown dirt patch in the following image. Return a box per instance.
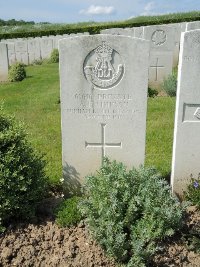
[0,199,200,267]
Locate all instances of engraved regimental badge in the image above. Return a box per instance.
[83,41,124,90]
[151,30,166,46]
[194,107,200,120]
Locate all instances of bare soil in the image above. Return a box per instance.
[0,198,200,267]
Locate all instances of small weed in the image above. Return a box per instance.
[55,196,83,227]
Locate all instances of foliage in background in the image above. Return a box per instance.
[55,196,83,227]
[184,175,200,208]
[161,67,178,96]
[1,11,200,39]
[48,49,59,63]
[81,158,184,267]
[0,18,35,26]
[8,62,26,82]
[0,106,48,231]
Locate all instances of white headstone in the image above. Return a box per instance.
[171,30,200,196]
[27,39,41,63]
[59,35,149,193]
[169,22,186,67]
[100,28,134,36]
[15,40,29,65]
[143,25,175,88]
[40,38,53,59]
[134,26,144,38]
[143,25,175,52]
[148,51,173,88]
[0,43,9,82]
[186,21,200,31]
[7,42,16,65]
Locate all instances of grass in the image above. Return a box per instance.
[146,97,176,177]
[0,63,61,184]
[0,63,176,184]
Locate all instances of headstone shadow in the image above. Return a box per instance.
[62,162,82,197]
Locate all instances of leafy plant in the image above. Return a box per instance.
[49,48,59,63]
[55,196,83,227]
[184,175,200,208]
[80,158,184,266]
[148,87,158,97]
[161,67,178,96]
[8,62,26,82]
[0,107,48,231]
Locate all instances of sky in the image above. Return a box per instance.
[0,0,200,24]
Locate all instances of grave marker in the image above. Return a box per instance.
[143,25,175,88]
[59,35,149,193]
[0,43,9,82]
[171,30,200,196]
[15,40,29,65]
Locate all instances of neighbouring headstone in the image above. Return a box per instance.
[100,28,134,36]
[148,51,173,86]
[40,38,53,59]
[171,30,200,196]
[7,42,16,65]
[54,35,63,49]
[15,40,29,65]
[59,35,149,193]
[0,43,9,82]
[134,26,144,38]
[143,25,175,88]
[28,39,41,63]
[186,21,200,31]
[169,22,186,67]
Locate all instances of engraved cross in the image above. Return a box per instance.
[150,58,164,81]
[85,123,122,164]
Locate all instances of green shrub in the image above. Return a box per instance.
[161,67,177,96]
[49,49,59,63]
[0,107,48,230]
[8,62,26,82]
[184,175,200,208]
[148,87,158,97]
[81,158,184,266]
[55,196,83,227]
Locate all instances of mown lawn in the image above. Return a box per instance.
[0,63,61,184]
[0,63,176,184]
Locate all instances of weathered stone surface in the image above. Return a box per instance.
[171,30,200,196]
[27,39,41,63]
[186,21,200,31]
[143,25,175,88]
[40,38,53,59]
[15,40,29,65]
[59,35,149,193]
[148,51,173,88]
[170,22,187,67]
[7,42,16,65]
[134,27,144,38]
[100,28,134,36]
[0,43,9,82]
[143,25,175,51]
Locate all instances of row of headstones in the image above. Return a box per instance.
[1,32,90,66]
[59,27,200,197]
[0,32,89,82]
[100,20,200,89]
[1,20,200,85]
